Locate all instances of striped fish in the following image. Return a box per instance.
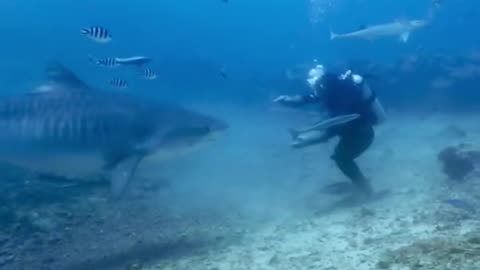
[81,26,112,43]
[142,68,157,80]
[88,55,119,68]
[109,79,128,89]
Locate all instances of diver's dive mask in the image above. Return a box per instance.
[306,64,325,89]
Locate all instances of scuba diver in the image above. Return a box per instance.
[273,64,387,197]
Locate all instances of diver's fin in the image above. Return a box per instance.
[320,181,355,195]
[109,155,144,199]
[315,189,392,216]
[399,32,410,43]
[46,62,89,89]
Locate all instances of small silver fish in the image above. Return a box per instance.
[109,79,128,89]
[81,26,112,43]
[116,56,152,67]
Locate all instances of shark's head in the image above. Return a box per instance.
[141,107,228,162]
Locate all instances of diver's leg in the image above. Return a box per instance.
[331,125,374,195]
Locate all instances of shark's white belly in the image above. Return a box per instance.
[345,24,408,38]
[0,151,106,179]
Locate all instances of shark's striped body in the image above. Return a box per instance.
[0,63,228,196]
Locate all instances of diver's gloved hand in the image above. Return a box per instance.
[273,95,303,104]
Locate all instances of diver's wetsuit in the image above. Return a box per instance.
[296,73,379,195]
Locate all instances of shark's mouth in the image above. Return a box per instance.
[205,130,225,142]
[142,130,226,165]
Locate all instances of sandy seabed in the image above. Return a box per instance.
[139,105,480,270]
[5,105,480,270]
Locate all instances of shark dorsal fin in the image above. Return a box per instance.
[46,62,89,89]
[357,25,367,31]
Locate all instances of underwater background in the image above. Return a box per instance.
[2,0,479,106]
[2,0,480,269]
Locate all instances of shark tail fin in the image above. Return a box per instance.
[87,54,99,64]
[330,31,339,40]
[288,128,300,140]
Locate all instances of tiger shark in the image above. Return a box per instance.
[0,63,228,197]
[330,19,427,43]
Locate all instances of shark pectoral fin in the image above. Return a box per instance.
[400,32,410,43]
[109,155,144,199]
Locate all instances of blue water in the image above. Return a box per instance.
[2,0,480,269]
[1,0,479,104]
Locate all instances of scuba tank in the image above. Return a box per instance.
[340,70,387,125]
